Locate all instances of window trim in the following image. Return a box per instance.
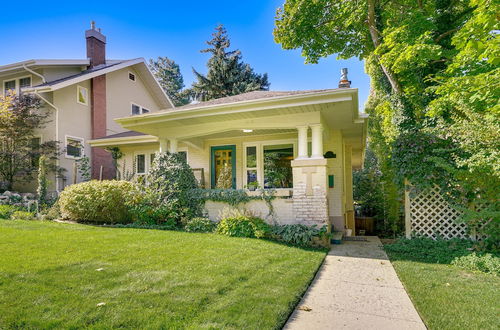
[65,135,85,160]
[243,139,297,189]
[128,71,136,82]
[76,85,89,106]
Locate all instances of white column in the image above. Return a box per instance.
[159,138,168,153]
[169,139,178,153]
[311,124,324,159]
[296,125,309,159]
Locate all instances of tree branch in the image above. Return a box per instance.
[435,28,459,43]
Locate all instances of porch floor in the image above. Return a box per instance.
[284,236,425,330]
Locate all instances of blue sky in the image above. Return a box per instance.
[1,0,370,108]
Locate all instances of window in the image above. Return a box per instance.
[128,72,136,81]
[136,154,146,174]
[65,136,84,159]
[19,77,31,89]
[4,80,15,95]
[244,141,295,189]
[263,144,294,188]
[245,146,258,186]
[77,86,88,105]
[131,103,151,115]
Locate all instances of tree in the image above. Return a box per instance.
[0,94,60,190]
[149,56,189,106]
[192,24,270,101]
[274,0,499,244]
[37,155,48,207]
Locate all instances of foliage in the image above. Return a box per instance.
[59,180,140,224]
[39,200,60,220]
[76,156,91,182]
[0,205,19,219]
[149,56,190,106]
[10,211,35,220]
[216,215,269,238]
[215,164,232,189]
[184,217,216,233]
[452,253,500,276]
[0,94,60,190]
[146,152,203,221]
[270,224,327,247]
[274,0,499,243]
[126,188,181,228]
[191,24,270,101]
[36,155,48,207]
[263,152,292,188]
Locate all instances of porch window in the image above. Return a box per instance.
[136,154,146,174]
[263,144,293,188]
[245,146,258,186]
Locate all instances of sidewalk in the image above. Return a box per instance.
[284,236,426,330]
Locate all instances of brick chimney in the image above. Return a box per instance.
[86,22,114,179]
[338,68,351,88]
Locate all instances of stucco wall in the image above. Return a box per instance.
[106,67,163,135]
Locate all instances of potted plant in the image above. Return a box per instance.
[246,181,260,191]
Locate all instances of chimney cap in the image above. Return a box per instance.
[90,20,95,30]
[338,67,351,88]
[86,21,106,43]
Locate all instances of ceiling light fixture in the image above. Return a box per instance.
[243,129,253,133]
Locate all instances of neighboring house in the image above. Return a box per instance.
[0,23,173,193]
[90,77,368,232]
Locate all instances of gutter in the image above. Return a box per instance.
[22,64,46,83]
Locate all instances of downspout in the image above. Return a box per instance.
[22,64,46,83]
[34,91,60,194]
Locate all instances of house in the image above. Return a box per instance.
[90,76,368,232]
[0,23,173,193]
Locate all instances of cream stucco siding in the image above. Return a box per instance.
[106,67,163,135]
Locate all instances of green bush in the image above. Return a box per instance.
[59,180,140,224]
[270,224,327,247]
[216,216,269,238]
[452,253,500,276]
[127,189,181,227]
[185,217,216,233]
[10,211,35,220]
[0,205,19,219]
[147,152,203,220]
[39,200,61,220]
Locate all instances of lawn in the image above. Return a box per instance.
[385,239,500,330]
[0,220,326,329]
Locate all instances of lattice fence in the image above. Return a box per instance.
[406,186,470,239]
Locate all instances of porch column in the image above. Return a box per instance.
[159,138,168,153]
[296,125,309,159]
[310,124,324,159]
[169,139,178,153]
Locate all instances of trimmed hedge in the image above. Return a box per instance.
[216,216,269,238]
[59,180,140,224]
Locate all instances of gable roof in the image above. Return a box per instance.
[24,58,174,109]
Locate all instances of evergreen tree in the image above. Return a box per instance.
[149,57,189,106]
[192,24,270,101]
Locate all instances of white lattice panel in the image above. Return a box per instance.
[409,186,469,239]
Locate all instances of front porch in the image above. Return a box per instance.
[89,89,368,232]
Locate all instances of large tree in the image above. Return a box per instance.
[275,0,499,244]
[0,94,59,191]
[191,24,270,101]
[149,56,189,106]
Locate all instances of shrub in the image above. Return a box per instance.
[59,180,140,224]
[217,216,269,238]
[0,205,19,219]
[10,211,35,220]
[39,200,61,220]
[127,189,181,227]
[185,217,216,233]
[147,152,203,220]
[270,224,327,247]
[452,253,500,276]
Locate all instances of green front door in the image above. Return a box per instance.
[211,145,236,189]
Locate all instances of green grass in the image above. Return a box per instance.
[385,239,500,330]
[0,220,326,329]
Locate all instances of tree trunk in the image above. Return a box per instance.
[367,0,402,94]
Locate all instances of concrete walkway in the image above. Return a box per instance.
[285,236,426,330]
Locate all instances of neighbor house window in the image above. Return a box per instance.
[243,142,295,189]
[77,86,89,105]
[65,136,84,159]
[131,103,151,115]
[19,77,31,89]
[136,154,146,174]
[128,72,136,81]
[4,80,16,95]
